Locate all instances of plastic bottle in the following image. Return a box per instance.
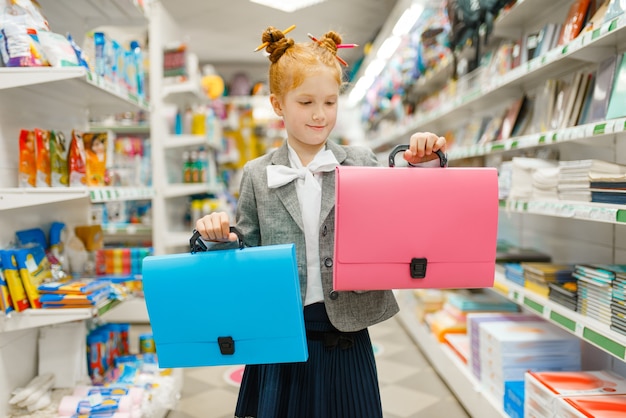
[174,109,183,135]
[129,40,144,99]
[190,150,201,183]
[182,151,192,183]
[197,148,209,183]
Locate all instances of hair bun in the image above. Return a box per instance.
[262,26,294,63]
[319,31,342,54]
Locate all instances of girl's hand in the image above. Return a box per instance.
[403,132,446,165]
[195,212,239,242]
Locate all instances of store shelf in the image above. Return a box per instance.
[101,296,149,323]
[89,123,151,134]
[163,183,217,198]
[492,269,626,361]
[396,291,507,418]
[368,14,626,150]
[102,223,152,236]
[448,117,626,160]
[162,80,206,105]
[90,187,154,202]
[492,0,574,39]
[0,299,121,333]
[0,188,89,211]
[502,199,626,225]
[163,134,211,149]
[0,67,149,113]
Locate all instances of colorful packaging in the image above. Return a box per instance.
[35,128,51,187]
[49,221,67,267]
[50,130,69,187]
[82,132,108,186]
[0,260,15,314]
[13,245,53,309]
[37,30,79,67]
[0,250,30,312]
[0,20,44,67]
[68,130,87,187]
[18,129,37,188]
[74,225,103,252]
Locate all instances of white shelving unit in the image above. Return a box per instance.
[369,0,626,415]
[0,1,158,415]
[149,2,223,255]
[396,291,507,418]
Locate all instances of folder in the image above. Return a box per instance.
[142,230,307,367]
[333,146,499,291]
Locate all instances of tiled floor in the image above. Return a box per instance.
[159,315,470,418]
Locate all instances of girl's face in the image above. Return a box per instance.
[272,66,339,154]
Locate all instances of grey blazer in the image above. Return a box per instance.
[234,140,399,332]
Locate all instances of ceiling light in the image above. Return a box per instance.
[392,3,424,36]
[249,0,326,13]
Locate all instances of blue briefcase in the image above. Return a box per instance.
[142,228,308,368]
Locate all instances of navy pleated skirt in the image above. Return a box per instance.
[234,303,383,418]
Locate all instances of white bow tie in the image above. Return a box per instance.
[267,149,339,190]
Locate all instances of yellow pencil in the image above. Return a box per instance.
[254,25,296,52]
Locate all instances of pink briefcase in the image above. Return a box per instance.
[333,145,498,291]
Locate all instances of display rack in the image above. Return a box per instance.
[396,290,507,418]
[492,268,626,361]
[149,2,224,255]
[368,0,626,415]
[0,1,163,415]
[368,0,626,150]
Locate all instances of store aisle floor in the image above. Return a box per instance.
[162,315,469,418]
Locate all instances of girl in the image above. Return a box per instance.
[195,26,447,418]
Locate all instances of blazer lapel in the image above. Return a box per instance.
[320,141,347,225]
[270,142,304,231]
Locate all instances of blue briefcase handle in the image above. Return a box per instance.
[190,227,245,253]
[388,144,447,168]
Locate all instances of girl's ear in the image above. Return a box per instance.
[270,94,283,117]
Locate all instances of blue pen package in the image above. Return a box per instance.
[15,227,47,249]
[12,245,53,309]
[0,250,30,312]
[0,259,14,314]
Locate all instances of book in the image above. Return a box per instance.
[551,79,574,130]
[582,54,619,124]
[528,79,558,133]
[569,72,593,126]
[558,0,593,45]
[605,53,626,119]
[584,0,612,31]
[499,96,526,140]
[577,73,596,124]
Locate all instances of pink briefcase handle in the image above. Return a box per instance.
[388,144,447,168]
[190,227,245,253]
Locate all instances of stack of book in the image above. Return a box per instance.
[548,281,579,312]
[557,394,626,417]
[573,264,626,326]
[478,319,581,404]
[525,370,626,417]
[38,278,112,309]
[610,268,626,336]
[425,290,519,343]
[504,263,525,286]
[466,312,538,381]
[522,262,574,298]
[558,159,626,202]
[590,171,626,205]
